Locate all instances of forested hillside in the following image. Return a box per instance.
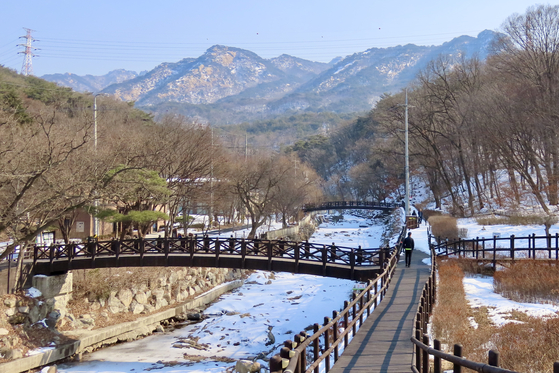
[0,66,321,258]
[288,5,559,218]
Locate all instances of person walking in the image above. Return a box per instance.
[402,232,414,267]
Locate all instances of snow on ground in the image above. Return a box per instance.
[457,218,559,243]
[463,276,559,326]
[58,270,359,373]
[308,214,385,249]
[57,214,368,373]
[445,218,559,325]
[51,212,559,372]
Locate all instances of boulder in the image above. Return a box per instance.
[3,297,16,308]
[5,307,17,317]
[107,295,125,314]
[129,300,145,315]
[235,360,261,373]
[117,289,134,308]
[134,291,148,305]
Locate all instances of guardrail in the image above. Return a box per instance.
[269,245,401,373]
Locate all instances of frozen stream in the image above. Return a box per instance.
[57,212,393,373]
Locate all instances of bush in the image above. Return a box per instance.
[421,209,442,220]
[429,215,458,240]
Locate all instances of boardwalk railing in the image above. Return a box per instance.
[431,233,559,269]
[411,239,559,373]
[303,201,400,212]
[269,245,401,373]
[29,235,391,281]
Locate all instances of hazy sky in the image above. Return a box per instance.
[0,1,554,76]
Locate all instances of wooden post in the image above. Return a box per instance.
[343,301,349,348]
[488,350,499,367]
[359,293,364,325]
[415,327,421,370]
[510,235,515,261]
[229,236,235,254]
[367,284,371,316]
[241,238,246,269]
[322,245,328,276]
[215,238,220,267]
[332,310,339,362]
[475,237,479,259]
[313,323,320,373]
[300,331,307,372]
[269,355,283,373]
[532,233,536,260]
[453,344,462,373]
[352,293,357,335]
[350,249,355,280]
[422,334,429,373]
[324,317,330,372]
[294,242,300,273]
[267,241,273,271]
[434,339,441,373]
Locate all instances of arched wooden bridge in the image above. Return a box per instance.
[25,228,434,373]
[303,200,401,212]
[30,236,391,281]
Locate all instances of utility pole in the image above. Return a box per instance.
[18,28,38,76]
[398,89,413,217]
[405,89,410,217]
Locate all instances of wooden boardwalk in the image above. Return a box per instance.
[330,250,431,373]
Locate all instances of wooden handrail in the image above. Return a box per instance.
[413,236,559,373]
[270,230,403,373]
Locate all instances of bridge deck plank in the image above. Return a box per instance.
[330,251,430,373]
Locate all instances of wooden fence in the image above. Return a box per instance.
[411,237,559,373]
[431,233,559,269]
[269,245,401,373]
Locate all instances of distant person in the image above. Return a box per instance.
[403,232,414,267]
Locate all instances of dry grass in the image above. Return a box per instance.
[434,259,559,372]
[493,317,559,372]
[72,267,180,302]
[429,215,458,240]
[476,214,553,226]
[494,261,559,304]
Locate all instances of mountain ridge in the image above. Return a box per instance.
[42,30,499,124]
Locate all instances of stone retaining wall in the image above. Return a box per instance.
[0,267,244,371]
[0,280,243,373]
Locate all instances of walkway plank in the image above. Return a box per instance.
[330,250,431,373]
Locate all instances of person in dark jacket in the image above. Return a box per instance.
[402,232,414,267]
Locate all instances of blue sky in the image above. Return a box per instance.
[0,0,554,76]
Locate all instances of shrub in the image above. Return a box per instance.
[429,215,458,240]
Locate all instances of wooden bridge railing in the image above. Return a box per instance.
[269,245,401,373]
[30,235,392,280]
[303,201,400,212]
[268,226,407,373]
[411,238,559,373]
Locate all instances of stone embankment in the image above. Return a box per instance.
[0,267,244,373]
